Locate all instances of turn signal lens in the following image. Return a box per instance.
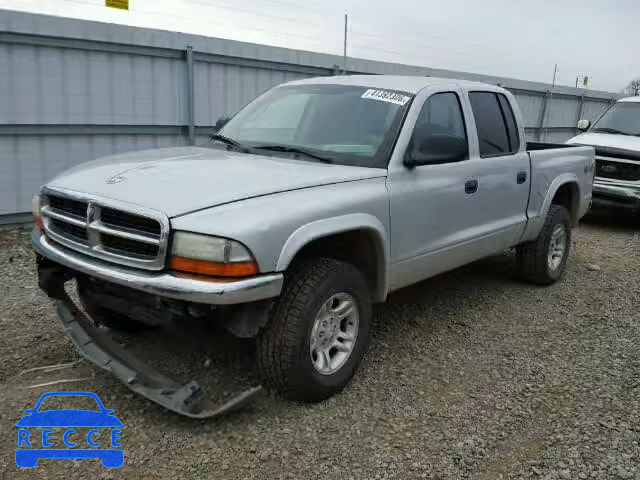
[32,193,44,231]
[170,256,258,277]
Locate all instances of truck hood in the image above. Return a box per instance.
[567,132,640,156]
[48,147,386,217]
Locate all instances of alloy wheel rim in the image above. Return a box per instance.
[548,224,567,271]
[309,292,359,375]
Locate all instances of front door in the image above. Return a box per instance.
[387,86,481,290]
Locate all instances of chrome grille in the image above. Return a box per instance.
[100,207,161,236]
[41,189,169,270]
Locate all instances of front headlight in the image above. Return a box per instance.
[170,231,258,277]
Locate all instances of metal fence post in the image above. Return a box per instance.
[576,94,585,121]
[537,90,550,141]
[185,46,195,146]
[575,94,585,135]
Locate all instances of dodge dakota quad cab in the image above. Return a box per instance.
[567,96,640,215]
[32,76,595,417]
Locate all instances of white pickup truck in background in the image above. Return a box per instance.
[568,96,640,215]
[32,76,595,417]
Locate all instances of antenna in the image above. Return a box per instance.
[343,14,348,75]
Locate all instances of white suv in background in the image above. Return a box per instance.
[568,96,640,215]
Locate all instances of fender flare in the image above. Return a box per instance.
[541,175,581,222]
[275,213,390,302]
[522,174,581,242]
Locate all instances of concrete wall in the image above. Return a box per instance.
[0,10,619,222]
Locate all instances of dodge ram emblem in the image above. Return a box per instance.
[106,175,126,184]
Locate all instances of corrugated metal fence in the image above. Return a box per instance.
[0,10,619,223]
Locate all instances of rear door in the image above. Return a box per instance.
[463,89,530,247]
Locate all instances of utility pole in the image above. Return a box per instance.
[544,64,557,142]
[343,14,348,75]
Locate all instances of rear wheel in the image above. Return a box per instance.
[516,204,572,285]
[257,258,372,402]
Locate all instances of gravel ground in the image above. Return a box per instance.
[1,214,639,479]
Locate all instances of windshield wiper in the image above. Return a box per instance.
[591,127,632,136]
[209,134,250,152]
[252,144,334,163]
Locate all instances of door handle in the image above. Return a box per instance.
[464,179,478,194]
[517,171,527,184]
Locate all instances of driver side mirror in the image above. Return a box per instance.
[577,119,590,131]
[405,133,468,168]
[214,116,230,132]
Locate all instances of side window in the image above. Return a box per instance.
[469,91,516,157]
[410,92,468,163]
[415,92,466,138]
[497,94,520,152]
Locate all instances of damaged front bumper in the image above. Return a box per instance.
[35,234,266,418]
[53,293,262,418]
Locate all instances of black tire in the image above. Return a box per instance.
[78,287,150,333]
[516,204,572,285]
[257,258,372,402]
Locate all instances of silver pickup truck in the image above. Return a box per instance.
[32,76,594,417]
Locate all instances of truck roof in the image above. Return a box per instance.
[283,75,501,94]
[618,96,640,103]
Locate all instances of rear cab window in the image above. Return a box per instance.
[469,91,520,157]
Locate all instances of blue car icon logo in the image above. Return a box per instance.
[15,391,123,468]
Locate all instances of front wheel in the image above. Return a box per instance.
[516,204,572,285]
[257,258,372,402]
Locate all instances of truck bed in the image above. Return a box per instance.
[521,142,595,243]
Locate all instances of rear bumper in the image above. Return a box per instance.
[592,179,640,211]
[31,229,283,305]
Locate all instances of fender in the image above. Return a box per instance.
[521,174,581,242]
[275,213,390,302]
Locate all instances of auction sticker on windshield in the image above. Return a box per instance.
[361,89,411,106]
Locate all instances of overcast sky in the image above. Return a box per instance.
[0,0,637,91]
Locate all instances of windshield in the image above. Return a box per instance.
[217,84,413,168]
[591,102,640,136]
